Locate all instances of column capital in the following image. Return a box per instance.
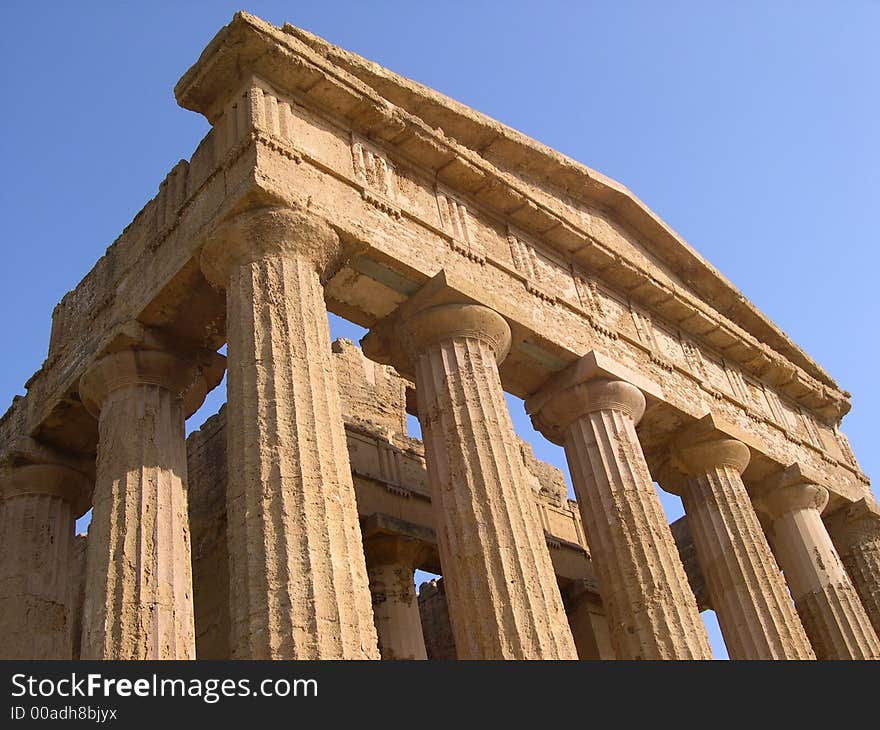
[0,437,93,516]
[660,413,755,495]
[363,533,427,568]
[0,463,91,516]
[362,270,511,379]
[753,463,829,521]
[535,379,646,444]
[78,325,224,419]
[826,497,880,549]
[825,497,880,639]
[0,436,95,480]
[674,437,749,476]
[361,514,434,568]
[755,483,829,522]
[563,577,603,606]
[404,303,510,361]
[200,204,343,287]
[524,350,660,445]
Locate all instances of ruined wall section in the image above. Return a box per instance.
[417,579,457,660]
[520,439,570,505]
[518,439,587,550]
[186,406,230,660]
[332,338,407,437]
[69,535,87,660]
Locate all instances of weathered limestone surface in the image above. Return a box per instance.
[519,439,571,505]
[201,206,379,660]
[365,299,577,660]
[0,464,88,659]
[825,498,880,640]
[418,579,457,660]
[2,12,876,662]
[756,475,880,660]
[186,406,230,660]
[667,432,815,659]
[333,338,407,437]
[69,534,87,660]
[530,368,711,659]
[402,304,576,660]
[78,344,206,660]
[364,533,427,660]
[564,580,615,660]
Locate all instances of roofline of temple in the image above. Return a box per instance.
[175,11,842,396]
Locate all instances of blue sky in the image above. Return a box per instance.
[2,1,878,660]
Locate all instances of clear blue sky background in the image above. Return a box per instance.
[2,1,878,660]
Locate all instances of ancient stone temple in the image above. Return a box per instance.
[1,12,877,660]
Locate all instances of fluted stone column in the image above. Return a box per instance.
[365,300,577,659]
[667,434,815,659]
[364,534,427,660]
[564,581,615,660]
[201,206,379,660]
[79,341,216,660]
[0,464,89,659]
[528,366,711,660]
[825,498,880,639]
[755,478,880,659]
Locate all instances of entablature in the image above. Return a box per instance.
[175,12,848,424]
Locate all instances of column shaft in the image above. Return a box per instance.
[224,251,378,659]
[677,454,814,659]
[827,500,880,638]
[412,310,576,659]
[81,383,194,659]
[367,560,427,660]
[565,588,615,660]
[769,505,880,659]
[0,474,76,659]
[563,403,711,659]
